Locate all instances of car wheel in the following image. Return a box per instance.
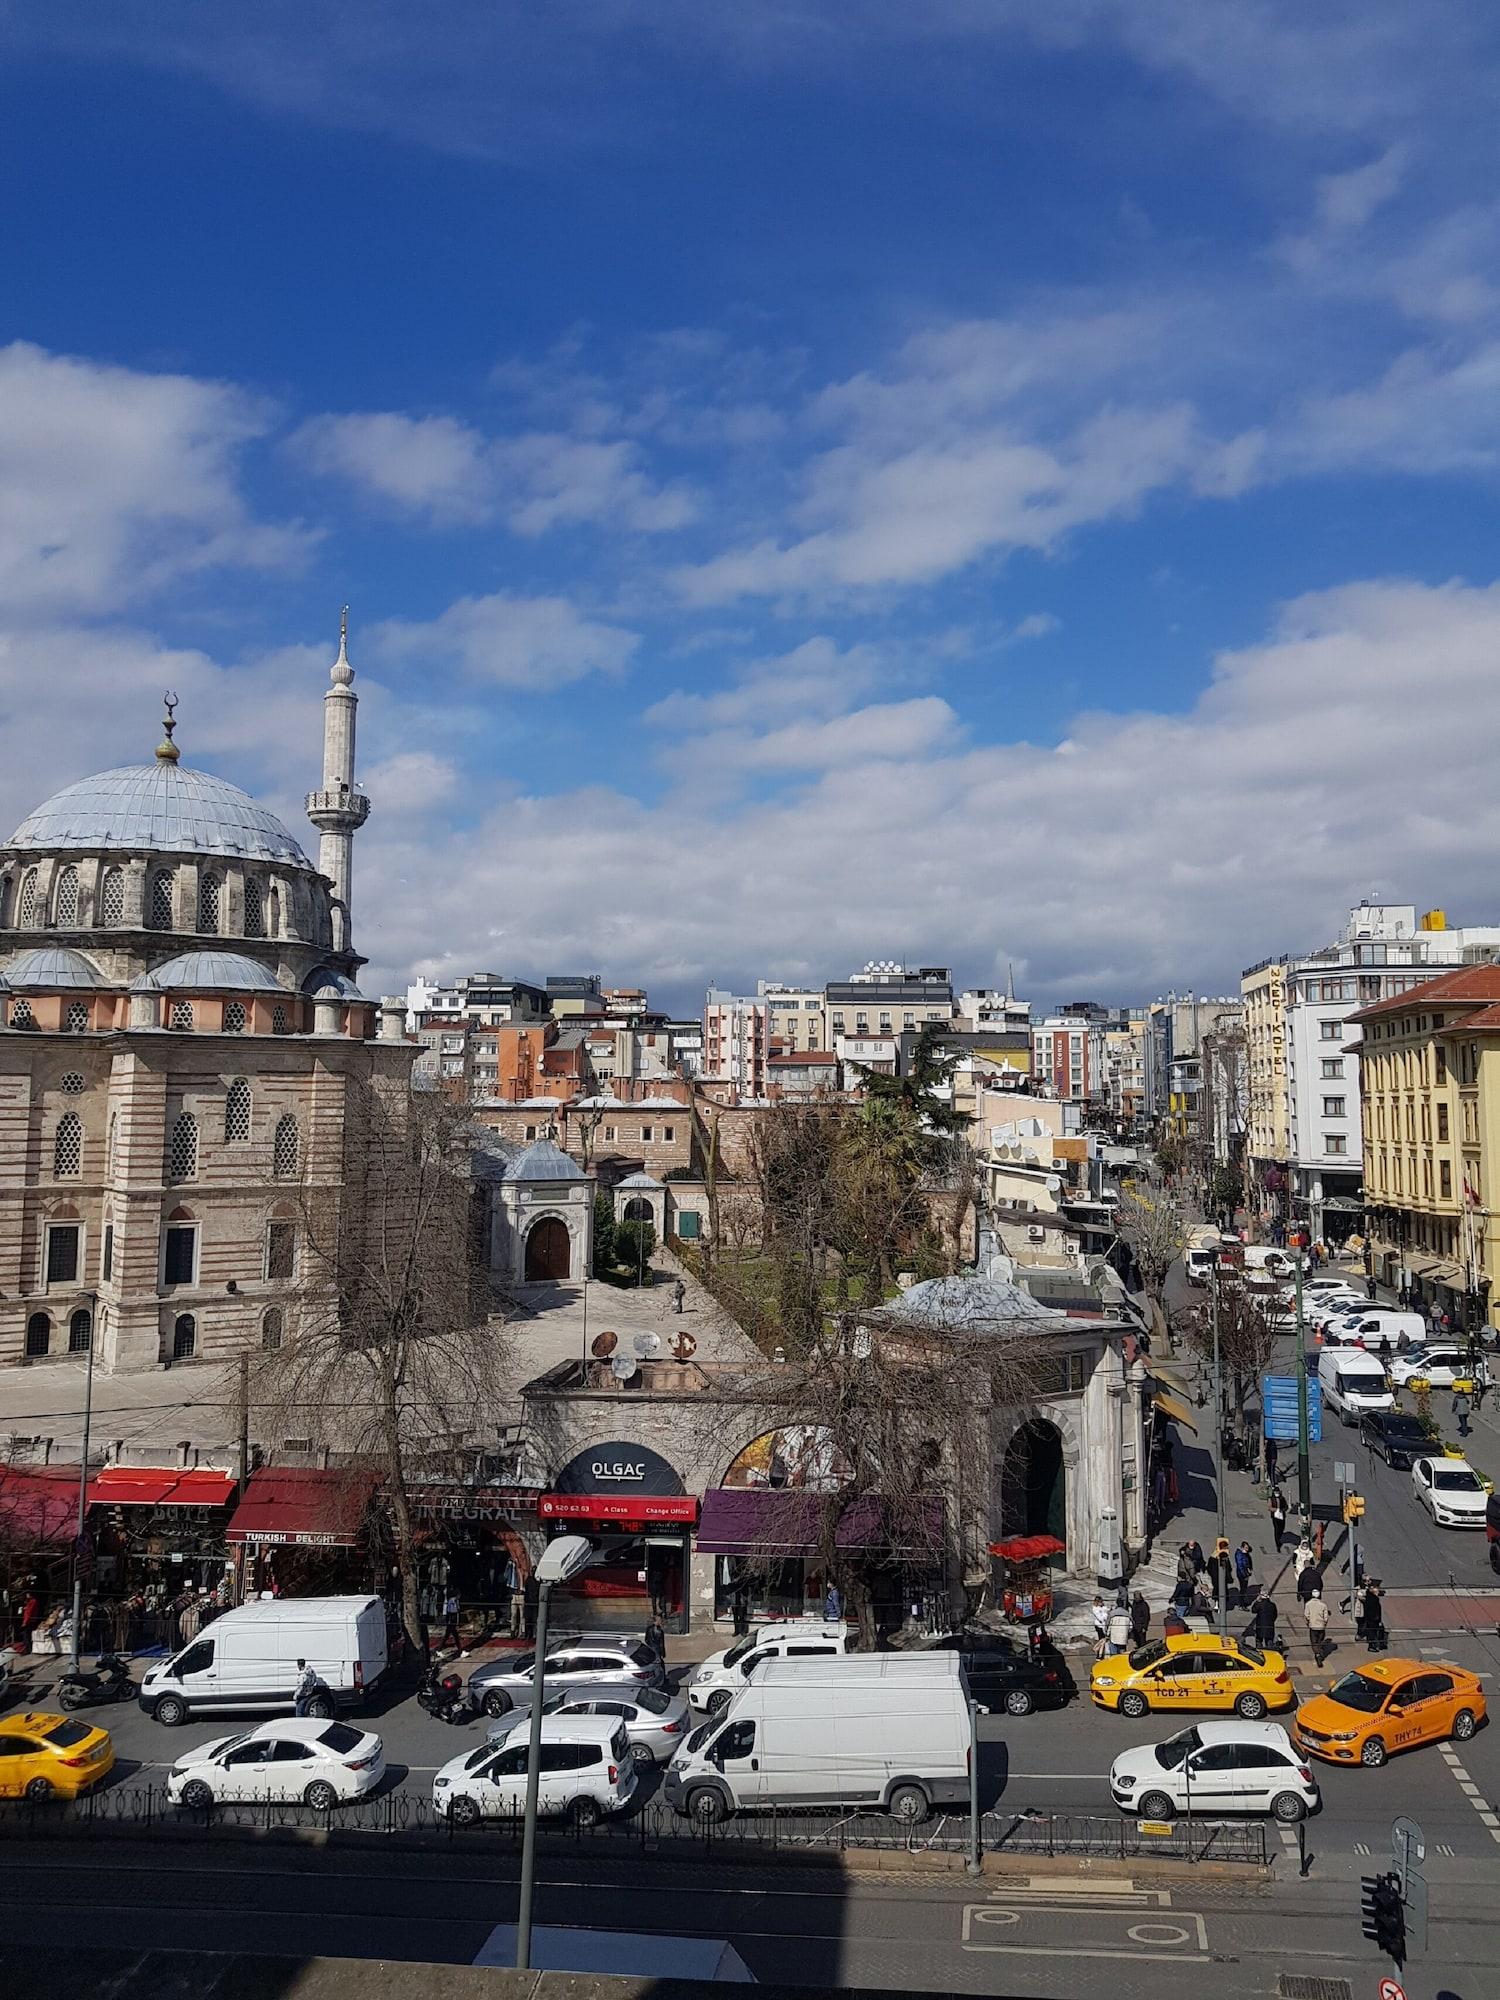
[306,1694,335,1720]
[686,1785,726,1826]
[304,1780,339,1812]
[180,1779,214,1811]
[568,1795,601,1829]
[888,1783,931,1824]
[24,1777,54,1803]
[1360,1737,1387,1767]
[1137,1790,1173,1820]
[706,1689,731,1718]
[1271,1792,1306,1824]
[1118,1690,1150,1719]
[1235,1692,1268,1720]
[153,1695,187,1727]
[57,1687,85,1711]
[482,1689,512,1718]
[631,1744,656,1768]
[1004,1688,1034,1718]
[449,1794,481,1827]
[1453,1708,1478,1742]
[1490,1543,1500,1578]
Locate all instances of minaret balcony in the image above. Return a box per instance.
[305,785,371,831]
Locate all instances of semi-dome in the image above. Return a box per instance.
[501,1139,586,1183]
[131,950,287,994]
[4,946,104,990]
[6,762,314,869]
[302,966,367,1001]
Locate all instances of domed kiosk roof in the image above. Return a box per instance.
[4,946,104,990]
[501,1139,586,1183]
[131,951,286,995]
[6,762,314,869]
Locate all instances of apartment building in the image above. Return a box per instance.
[757,982,825,1053]
[702,988,770,1097]
[824,962,953,1046]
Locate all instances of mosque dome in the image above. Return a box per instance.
[5,762,315,870]
[5,946,104,990]
[130,951,288,994]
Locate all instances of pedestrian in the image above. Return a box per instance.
[1361,1579,1386,1653]
[1206,1547,1233,1618]
[1264,1436,1279,1481]
[1233,1541,1255,1609]
[1162,1606,1189,1639]
[1304,1588,1330,1667]
[1091,1595,1110,1658]
[1268,1485,1289,1552]
[824,1581,843,1622]
[1295,1551,1320,1605]
[1129,1592,1150,1646]
[293,1658,325,1717]
[1474,1373,1489,1414]
[523,1573,539,1639]
[441,1588,462,1653]
[672,1278,686,1314]
[502,1556,524,1639]
[1452,1388,1472,1438]
[1246,1592,1278,1649]
[1184,1538,1206,1576]
[1106,1601,1132,1655]
[644,1613,666,1662]
[732,1577,751,1637]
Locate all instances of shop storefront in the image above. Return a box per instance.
[539,1443,698,1635]
[407,1484,539,1634]
[695,1486,943,1634]
[225,1465,383,1601]
[0,1464,79,1645]
[84,1466,237,1653]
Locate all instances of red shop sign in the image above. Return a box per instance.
[538,1493,699,1525]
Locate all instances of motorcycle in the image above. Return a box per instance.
[416,1661,476,1725]
[56,1653,135,1711]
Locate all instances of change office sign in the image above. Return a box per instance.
[1261,1375,1323,1444]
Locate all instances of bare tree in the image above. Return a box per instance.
[1119,1184,1189,1320]
[242,1081,509,1657]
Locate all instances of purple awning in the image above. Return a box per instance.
[696,1487,942,1559]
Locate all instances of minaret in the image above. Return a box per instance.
[304,607,370,954]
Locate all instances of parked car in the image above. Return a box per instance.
[1359,1409,1434,1469]
[166,1717,384,1810]
[433,1715,637,1827]
[1110,1719,1318,1823]
[931,1628,1074,1715]
[138,1596,388,1727]
[1321,1309,1426,1351]
[1293,1659,1486,1767]
[1412,1455,1489,1528]
[0,1711,115,1801]
[1091,1634,1294,1719]
[1388,1346,1489,1391]
[467,1634,664,1718]
[487,1680,690,1765]
[1487,1490,1500,1574]
[687,1621,852,1716]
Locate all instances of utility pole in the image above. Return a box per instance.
[68,1294,99,1675]
[1293,1256,1311,1537]
[1210,1265,1228,1641]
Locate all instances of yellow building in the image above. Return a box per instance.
[1351,963,1500,1334]
[1241,958,1289,1175]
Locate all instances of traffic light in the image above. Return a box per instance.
[1361,1872,1406,1966]
[1342,1493,1366,1523]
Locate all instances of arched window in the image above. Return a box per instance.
[65,1001,89,1033]
[198,873,221,934]
[107,1113,118,1175]
[243,879,264,938]
[172,1313,196,1361]
[18,870,39,927]
[170,1000,195,1031]
[224,1001,246,1033]
[25,1312,50,1358]
[68,1308,92,1354]
[53,1112,82,1178]
[266,885,281,939]
[148,870,175,931]
[52,866,79,926]
[99,868,125,926]
[261,1307,284,1352]
[10,998,34,1028]
[168,1112,198,1183]
[224,1078,251,1143]
[272,1005,289,1036]
[272,1115,300,1179]
[0,875,12,927]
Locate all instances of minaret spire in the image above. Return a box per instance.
[155,691,181,764]
[305,608,370,956]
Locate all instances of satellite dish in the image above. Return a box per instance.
[634,1332,662,1360]
[591,1330,618,1358]
[670,1331,697,1362]
[610,1354,639,1384]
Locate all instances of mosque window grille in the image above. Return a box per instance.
[224,1078,252,1143]
[168,1112,199,1183]
[148,871,175,931]
[262,1307,284,1353]
[272,1115,300,1180]
[172,1313,197,1361]
[170,1000,195,1031]
[60,1071,85,1095]
[99,868,125,927]
[198,873,222,934]
[52,866,79,926]
[53,1113,83,1178]
[25,1313,51,1359]
[18,870,39,927]
[223,1001,246,1034]
[243,879,264,938]
[267,886,281,939]
[272,1005,290,1036]
[66,1002,89,1033]
[10,999,34,1028]
[68,1308,92,1355]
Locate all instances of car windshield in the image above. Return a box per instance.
[1326,1672,1390,1714]
[505,1653,536,1676]
[1154,1728,1201,1770]
[317,1723,363,1754]
[1434,1468,1483,1491]
[1127,1641,1168,1671]
[461,1745,494,1772]
[723,1635,757,1668]
[41,1720,92,1748]
[1382,1417,1428,1437]
[633,1686,672,1715]
[684,1722,714,1756]
[1236,1641,1267,1667]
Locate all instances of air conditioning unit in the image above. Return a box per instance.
[1027,1224,1046,1242]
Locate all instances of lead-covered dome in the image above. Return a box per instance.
[130,950,287,994]
[6,763,314,869]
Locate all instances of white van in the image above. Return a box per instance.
[1322,1309,1426,1352]
[139,1595,388,1727]
[1185,1247,1216,1287]
[1317,1348,1394,1427]
[687,1621,850,1716]
[666,1653,971,1826]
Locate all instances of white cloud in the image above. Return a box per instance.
[289,412,494,521]
[0,341,306,618]
[1314,146,1408,233]
[361,750,460,815]
[369,592,639,689]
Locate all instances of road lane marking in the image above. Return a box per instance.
[1434,1747,1500,1846]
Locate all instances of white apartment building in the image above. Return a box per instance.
[702,987,770,1096]
[757,981,826,1053]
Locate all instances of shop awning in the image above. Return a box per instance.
[226,1467,377,1548]
[1150,1389,1198,1433]
[88,1468,236,1509]
[1148,1361,1194,1397]
[409,1484,542,1520]
[695,1488,941,1559]
[1408,1256,1466,1286]
[0,1466,81,1548]
[988,1534,1066,1562]
[539,1494,699,1527]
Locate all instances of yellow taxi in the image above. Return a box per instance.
[0,1710,116,1801]
[1090,1633,1295,1719]
[1292,1658,1486,1767]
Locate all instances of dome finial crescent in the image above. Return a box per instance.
[156,691,181,764]
[331,606,354,687]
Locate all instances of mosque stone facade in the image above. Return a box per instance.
[0,623,415,1374]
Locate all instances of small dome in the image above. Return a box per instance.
[6,762,314,869]
[131,950,286,994]
[878,1274,1064,1328]
[615,1171,663,1189]
[501,1139,586,1183]
[4,946,104,990]
[303,967,367,1001]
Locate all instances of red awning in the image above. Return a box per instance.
[88,1468,237,1509]
[988,1534,1067,1562]
[695,1488,942,1559]
[539,1494,699,1527]
[0,1466,81,1548]
[226,1466,377,1548]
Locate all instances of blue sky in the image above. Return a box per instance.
[3,2,1500,1007]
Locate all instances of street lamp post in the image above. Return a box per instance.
[68,1293,99,1676]
[1210,1266,1228,1641]
[515,1533,596,1971]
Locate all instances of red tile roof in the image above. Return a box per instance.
[1348,962,1500,1023]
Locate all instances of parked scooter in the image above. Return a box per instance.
[417,1660,476,1725]
[56,1653,134,1711]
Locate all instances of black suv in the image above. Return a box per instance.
[1359,1408,1433,1469]
[933,1629,1075,1716]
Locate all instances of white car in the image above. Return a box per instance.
[1388,1347,1488,1392]
[167,1717,384,1811]
[433,1714,637,1828]
[687,1621,850,1715]
[1110,1719,1318,1824]
[1412,1456,1489,1528]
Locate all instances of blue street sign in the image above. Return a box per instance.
[1262,1375,1322,1443]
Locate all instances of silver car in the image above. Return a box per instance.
[467,1634,665,1717]
[486,1680,691,1766]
